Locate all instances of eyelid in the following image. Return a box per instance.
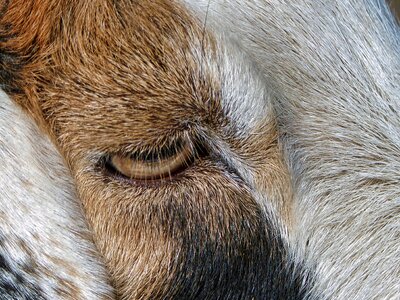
[107,136,196,181]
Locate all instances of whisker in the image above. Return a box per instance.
[200,0,211,75]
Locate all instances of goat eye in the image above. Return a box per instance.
[107,138,194,181]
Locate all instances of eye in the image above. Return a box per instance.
[106,138,196,181]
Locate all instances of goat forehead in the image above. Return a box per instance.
[1,0,270,144]
[62,8,267,130]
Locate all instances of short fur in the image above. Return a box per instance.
[0,0,399,299]
[184,0,400,299]
[0,90,114,299]
[0,0,301,299]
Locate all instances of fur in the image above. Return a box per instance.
[0,0,399,299]
[183,0,400,299]
[0,1,301,298]
[0,90,114,299]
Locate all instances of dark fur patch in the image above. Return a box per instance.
[0,237,45,300]
[0,9,24,95]
[0,48,24,94]
[164,206,305,299]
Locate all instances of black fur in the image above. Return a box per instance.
[0,243,46,300]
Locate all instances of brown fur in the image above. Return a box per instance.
[0,0,297,298]
[389,0,400,21]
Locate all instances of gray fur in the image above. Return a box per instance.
[0,91,114,299]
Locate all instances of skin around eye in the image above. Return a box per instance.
[109,140,194,181]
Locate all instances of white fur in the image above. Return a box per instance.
[182,0,400,299]
[0,90,114,299]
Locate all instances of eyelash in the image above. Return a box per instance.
[102,136,208,184]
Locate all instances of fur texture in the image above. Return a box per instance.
[0,90,114,299]
[0,0,399,299]
[0,1,301,299]
[183,0,400,299]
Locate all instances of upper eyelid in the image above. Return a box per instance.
[109,130,201,158]
[128,138,186,161]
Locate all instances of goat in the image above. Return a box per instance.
[0,0,399,299]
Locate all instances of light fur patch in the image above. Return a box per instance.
[182,0,295,239]
[184,1,400,299]
[0,90,114,299]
